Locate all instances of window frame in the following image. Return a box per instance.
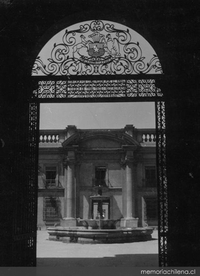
[45,165,58,188]
[145,165,157,188]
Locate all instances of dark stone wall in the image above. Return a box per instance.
[0,0,200,266]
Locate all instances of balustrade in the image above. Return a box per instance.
[39,129,156,144]
[39,133,59,143]
[142,133,156,143]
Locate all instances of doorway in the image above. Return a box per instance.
[92,199,110,219]
[30,19,167,266]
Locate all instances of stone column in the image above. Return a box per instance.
[75,162,81,219]
[62,154,77,227]
[66,161,75,218]
[121,149,138,228]
[126,159,133,218]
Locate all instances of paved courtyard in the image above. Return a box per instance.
[37,230,158,267]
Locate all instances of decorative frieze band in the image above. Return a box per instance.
[33,79,162,99]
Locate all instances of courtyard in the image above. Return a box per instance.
[37,229,158,267]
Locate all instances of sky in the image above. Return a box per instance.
[39,102,155,130]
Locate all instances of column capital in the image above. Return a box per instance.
[63,157,76,167]
[120,149,135,168]
[120,156,134,168]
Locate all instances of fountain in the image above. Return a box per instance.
[48,220,153,243]
[47,195,154,243]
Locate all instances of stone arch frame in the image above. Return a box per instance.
[29,20,168,266]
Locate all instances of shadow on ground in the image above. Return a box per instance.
[37,254,158,267]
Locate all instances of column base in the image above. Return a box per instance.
[60,218,77,227]
[120,217,139,228]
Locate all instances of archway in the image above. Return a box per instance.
[30,20,167,266]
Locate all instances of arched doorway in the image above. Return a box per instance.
[30,20,167,266]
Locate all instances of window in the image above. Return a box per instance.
[43,197,61,221]
[145,166,156,187]
[45,166,57,188]
[145,198,158,221]
[95,167,107,187]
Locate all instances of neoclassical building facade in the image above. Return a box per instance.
[38,125,157,229]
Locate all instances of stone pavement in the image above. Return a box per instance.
[37,230,158,267]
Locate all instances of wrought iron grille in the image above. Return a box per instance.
[29,78,168,267]
[156,101,168,266]
[11,102,39,266]
[32,20,162,76]
[32,79,162,99]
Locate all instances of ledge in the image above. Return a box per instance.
[38,188,64,197]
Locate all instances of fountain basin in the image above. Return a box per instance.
[47,226,154,243]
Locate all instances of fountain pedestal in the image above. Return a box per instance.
[61,218,77,227]
[120,218,138,228]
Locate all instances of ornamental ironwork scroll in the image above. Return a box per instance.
[32,20,162,76]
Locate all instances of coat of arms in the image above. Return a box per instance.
[72,31,120,61]
[88,32,106,57]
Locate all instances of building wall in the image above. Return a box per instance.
[37,128,157,227]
